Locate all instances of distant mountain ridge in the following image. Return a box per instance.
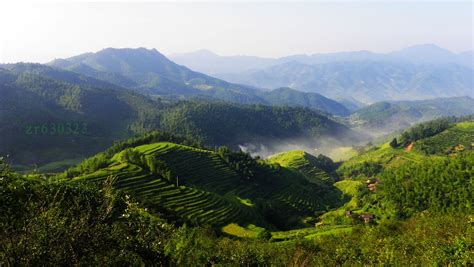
[171,44,473,105]
[171,44,473,75]
[217,60,473,104]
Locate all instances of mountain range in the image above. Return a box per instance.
[48,48,350,115]
[2,46,473,166]
[171,44,474,104]
[0,63,360,165]
[171,44,474,75]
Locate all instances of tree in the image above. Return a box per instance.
[257,229,272,241]
[389,138,398,148]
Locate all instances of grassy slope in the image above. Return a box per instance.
[267,150,332,184]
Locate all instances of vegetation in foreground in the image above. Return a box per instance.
[2,160,472,265]
[1,118,473,265]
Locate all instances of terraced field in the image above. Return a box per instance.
[268,150,333,184]
[75,160,262,226]
[74,142,341,227]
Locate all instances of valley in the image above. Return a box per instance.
[1,39,472,265]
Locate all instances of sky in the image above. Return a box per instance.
[0,1,472,63]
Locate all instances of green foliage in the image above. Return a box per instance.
[257,229,272,241]
[159,101,357,147]
[64,153,109,178]
[0,174,173,265]
[415,121,474,155]
[2,153,473,265]
[377,152,474,217]
[399,117,453,147]
[340,161,383,179]
[217,146,256,180]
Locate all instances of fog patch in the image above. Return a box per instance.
[238,135,367,160]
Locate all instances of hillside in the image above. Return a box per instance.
[322,119,474,225]
[350,96,474,133]
[67,137,343,229]
[0,65,162,165]
[337,118,473,179]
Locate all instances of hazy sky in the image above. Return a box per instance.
[0,1,472,63]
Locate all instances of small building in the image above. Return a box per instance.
[366,178,380,192]
[360,214,375,224]
[345,210,353,218]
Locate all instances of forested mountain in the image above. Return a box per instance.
[260,87,350,116]
[350,96,474,133]
[217,60,474,104]
[50,47,265,103]
[0,65,163,165]
[0,65,358,166]
[159,101,360,148]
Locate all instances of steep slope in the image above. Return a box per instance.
[70,139,343,229]
[350,97,474,133]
